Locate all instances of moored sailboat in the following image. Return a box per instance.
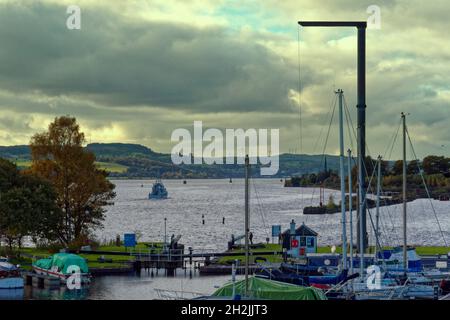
[0,257,24,289]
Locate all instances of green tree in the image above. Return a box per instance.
[349,156,383,188]
[0,159,61,251]
[326,194,337,210]
[30,116,116,246]
[391,160,403,176]
[407,159,421,175]
[423,155,449,175]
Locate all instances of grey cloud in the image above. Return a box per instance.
[0,2,318,113]
[0,0,449,159]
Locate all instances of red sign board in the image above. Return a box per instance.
[291,239,299,248]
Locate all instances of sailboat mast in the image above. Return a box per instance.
[244,154,250,295]
[375,155,381,262]
[402,113,407,271]
[337,89,347,269]
[347,149,353,274]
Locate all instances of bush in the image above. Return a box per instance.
[326,195,338,210]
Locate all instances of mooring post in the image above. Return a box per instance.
[134,260,141,275]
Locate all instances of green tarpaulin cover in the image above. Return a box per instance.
[33,253,89,274]
[212,277,327,300]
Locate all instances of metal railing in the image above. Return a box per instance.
[154,288,207,300]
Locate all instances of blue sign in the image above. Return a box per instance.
[272,225,281,237]
[124,233,137,247]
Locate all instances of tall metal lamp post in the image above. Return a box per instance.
[297,21,368,255]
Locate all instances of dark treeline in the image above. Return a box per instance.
[286,155,450,199]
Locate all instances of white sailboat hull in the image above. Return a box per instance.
[33,266,90,284]
[0,277,24,289]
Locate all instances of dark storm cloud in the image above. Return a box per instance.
[0,2,318,113]
[1,0,449,158]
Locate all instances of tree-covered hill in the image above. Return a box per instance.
[0,142,342,178]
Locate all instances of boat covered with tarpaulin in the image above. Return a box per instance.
[33,253,90,284]
[212,276,327,300]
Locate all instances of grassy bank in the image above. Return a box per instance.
[95,161,129,173]
[2,242,164,270]
[216,244,449,265]
[217,244,283,264]
[317,246,450,255]
[5,243,448,271]
[13,159,129,174]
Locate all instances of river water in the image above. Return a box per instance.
[11,178,450,300]
[100,179,450,250]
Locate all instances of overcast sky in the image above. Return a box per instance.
[0,0,449,160]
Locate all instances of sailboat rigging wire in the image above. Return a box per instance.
[383,118,402,160]
[306,94,338,211]
[251,179,270,237]
[344,100,355,153]
[350,153,399,246]
[297,27,303,154]
[343,103,399,247]
[312,94,338,154]
[405,126,448,246]
[379,205,396,246]
[378,183,402,246]
[321,96,338,164]
[344,95,403,249]
[366,207,387,267]
[343,95,357,152]
[343,94,378,160]
[296,27,306,224]
[306,95,338,227]
[388,124,401,161]
[376,120,406,246]
[342,98,359,251]
[364,159,380,247]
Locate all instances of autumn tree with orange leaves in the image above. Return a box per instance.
[30,116,115,246]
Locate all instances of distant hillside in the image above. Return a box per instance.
[86,143,158,158]
[0,143,341,178]
[0,145,30,159]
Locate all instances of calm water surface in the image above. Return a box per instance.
[20,272,239,300]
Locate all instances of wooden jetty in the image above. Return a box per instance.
[199,263,280,275]
[23,272,61,289]
[90,266,134,276]
[73,247,283,275]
